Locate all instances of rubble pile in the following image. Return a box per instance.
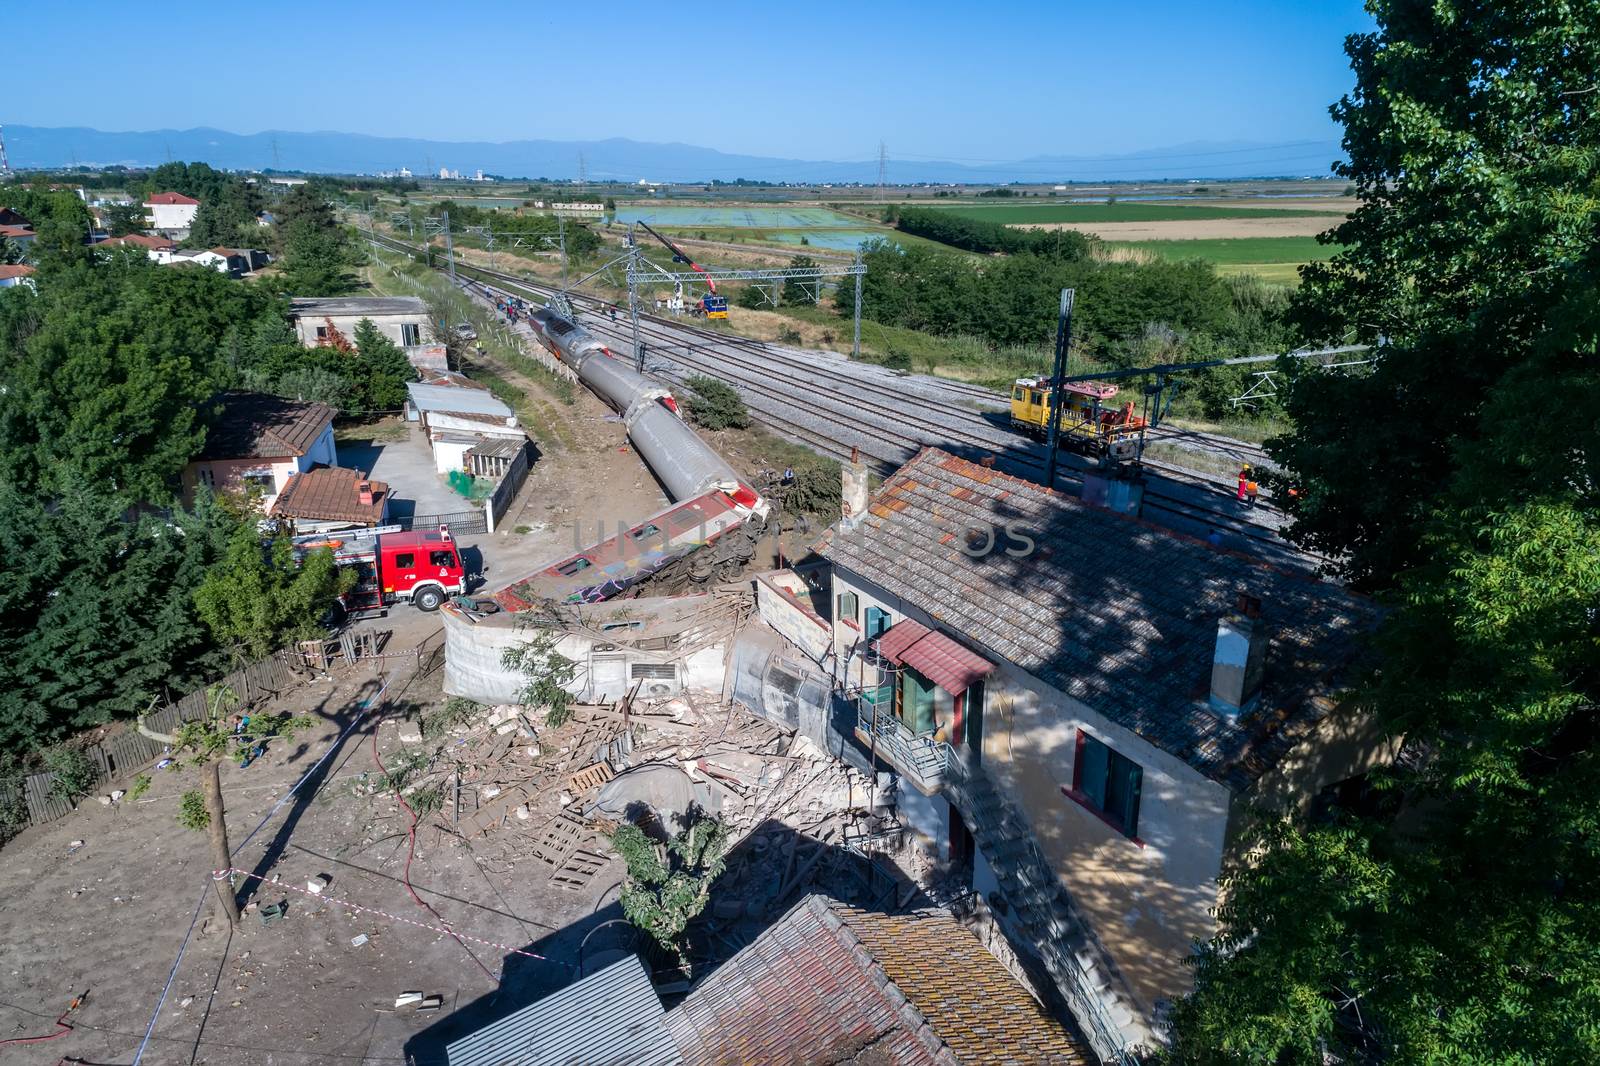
[374,685,918,915]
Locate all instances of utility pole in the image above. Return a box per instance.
[0,124,11,181]
[875,141,887,201]
[1042,288,1075,489]
[628,224,644,372]
[442,210,456,281]
[558,213,569,290]
[577,151,588,197]
[852,251,863,358]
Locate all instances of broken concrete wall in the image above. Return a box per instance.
[753,571,831,665]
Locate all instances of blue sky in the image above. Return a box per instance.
[12,1,1373,163]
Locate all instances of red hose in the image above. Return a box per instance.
[369,717,500,984]
[0,995,82,1047]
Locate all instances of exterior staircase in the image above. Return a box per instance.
[942,749,1151,1062]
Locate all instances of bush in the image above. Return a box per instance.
[178,789,210,830]
[777,326,803,345]
[44,747,98,803]
[683,376,751,431]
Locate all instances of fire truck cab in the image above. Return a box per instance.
[297,526,468,614]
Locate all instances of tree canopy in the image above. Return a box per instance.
[1168,4,1600,1062]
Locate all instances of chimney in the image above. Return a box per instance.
[357,479,374,506]
[1210,594,1267,719]
[841,446,869,530]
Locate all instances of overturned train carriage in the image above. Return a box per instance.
[442,302,770,697]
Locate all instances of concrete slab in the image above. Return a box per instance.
[347,424,469,519]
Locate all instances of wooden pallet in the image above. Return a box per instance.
[529,814,588,869]
[549,849,611,892]
[567,760,616,794]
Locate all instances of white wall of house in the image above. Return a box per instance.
[146,202,198,233]
[825,563,1233,1022]
[295,312,431,349]
[182,424,337,511]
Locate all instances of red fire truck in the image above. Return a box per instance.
[294,525,468,613]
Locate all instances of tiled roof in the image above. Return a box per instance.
[197,391,335,461]
[97,233,176,251]
[270,467,388,524]
[815,448,1374,792]
[0,224,35,239]
[0,264,36,279]
[146,191,200,205]
[663,894,1088,1065]
[875,619,995,695]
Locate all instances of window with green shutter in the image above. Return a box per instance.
[1068,730,1143,841]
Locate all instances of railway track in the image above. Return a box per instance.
[371,234,1319,566]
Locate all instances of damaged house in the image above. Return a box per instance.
[800,447,1390,1056]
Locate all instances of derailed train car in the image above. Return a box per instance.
[489,307,768,608]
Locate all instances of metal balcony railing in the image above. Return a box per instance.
[854,695,947,791]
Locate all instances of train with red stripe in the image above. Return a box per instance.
[489,306,768,608]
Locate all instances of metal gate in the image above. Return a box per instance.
[398,509,488,535]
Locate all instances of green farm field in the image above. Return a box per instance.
[935,202,1343,224]
[1109,235,1342,285]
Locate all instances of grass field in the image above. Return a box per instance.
[935,202,1343,224]
[1108,236,1339,264]
[1106,235,1341,285]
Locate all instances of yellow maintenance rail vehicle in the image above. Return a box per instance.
[1010,377,1145,460]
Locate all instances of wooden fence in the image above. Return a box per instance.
[2,650,302,830]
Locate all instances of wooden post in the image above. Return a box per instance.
[203,759,240,926]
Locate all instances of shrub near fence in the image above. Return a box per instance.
[0,650,302,831]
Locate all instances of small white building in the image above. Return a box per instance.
[144,192,200,238]
[405,379,525,475]
[290,296,435,362]
[182,392,338,511]
[0,264,37,289]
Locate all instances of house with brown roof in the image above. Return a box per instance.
[0,264,36,289]
[144,190,200,238]
[0,223,36,254]
[811,447,1392,1055]
[439,895,1087,1066]
[95,233,179,263]
[269,467,389,533]
[182,392,338,510]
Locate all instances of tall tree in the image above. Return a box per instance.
[193,524,352,659]
[350,318,416,412]
[0,255,270,499]
[1167,4,1600,1063]
[1274,0,1600,585]
[273,184,356,296]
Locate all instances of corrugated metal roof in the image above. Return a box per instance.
[408,382,516,420]
[446,954,680,1066]
[290,295,428,317]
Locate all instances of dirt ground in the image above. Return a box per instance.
[1013,215,1343,239]
[0,656,615,1066]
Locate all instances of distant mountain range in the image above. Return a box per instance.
[4,125,1345,184]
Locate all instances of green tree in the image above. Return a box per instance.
[501,628,579,726]
[102,201,148,237]
[0,485,238,752]
[139,683,312,924]
[782,254,820,307]
[193,525,352,659]
[350,318,416,412]
[0,254,272,499]
[1167,5,1600,1063]
[274,184,356,295]
[611,815,731,974]
[682,375,751,431]
[1274,0,1600,585]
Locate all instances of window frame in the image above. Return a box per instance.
[393,552,416,569]
[837,590,859,623]
[400,322,421,346]
[1064,729,1145,845]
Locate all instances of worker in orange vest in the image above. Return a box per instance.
[1246,475,1260,508]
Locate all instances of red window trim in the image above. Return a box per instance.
[1061,785,1145,848]
[839,618,861,632]
[1066,729,1145,847]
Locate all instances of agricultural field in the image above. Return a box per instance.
[1108,235,1342,283]
[934,201,1346,224]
